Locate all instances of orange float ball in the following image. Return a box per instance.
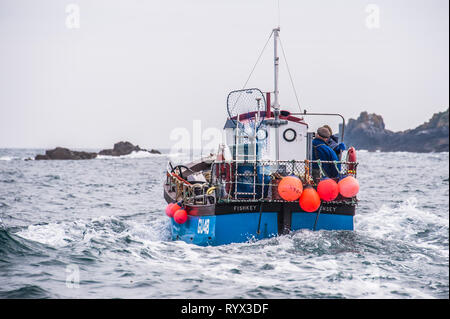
[299,185,321,212]
[167,202,181,218]
[317,178,339,202]
[165,203,175,217]
[338,176,360,198]
[174,209,188,224]
[277,176,304,201]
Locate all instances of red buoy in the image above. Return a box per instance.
[338,175,360,198]
[317,178,339,202]
[346,147,357,174]
[165,203,175,217]
[174,209,188,224]
[299,185,321,212]
[278,176,303,201]
[167,202,181,218]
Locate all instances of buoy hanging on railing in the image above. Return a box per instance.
[278,176,303,201]
[174,208,188,224]
[338,175,360,198]
[346,146,357,175]
[166,202,182,218]
[165,203,175,217]
[299,185,321,212]
[317,178,339,202]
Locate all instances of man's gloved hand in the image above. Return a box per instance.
[336,143,346,151]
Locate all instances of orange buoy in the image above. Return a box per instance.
[165,203,175,217]
[299,185,321,212]
[167,202,181,218]
[317,178,339,202]
[174,209,188,224]
[338,175,360,198]
[277,176,303,201]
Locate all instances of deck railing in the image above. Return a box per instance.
[166,159,358,205]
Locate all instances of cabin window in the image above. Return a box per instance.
[283,128,297,142]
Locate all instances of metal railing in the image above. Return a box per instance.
[166,159,358,205]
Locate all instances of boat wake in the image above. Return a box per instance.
[15,215,172,249]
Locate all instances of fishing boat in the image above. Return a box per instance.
[163,27,359,246]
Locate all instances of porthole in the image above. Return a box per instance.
[283,128,296,142]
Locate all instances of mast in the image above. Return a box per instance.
[273,27,280,109]
[273,27,281,161]
[259,27,287,161]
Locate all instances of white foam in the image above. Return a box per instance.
[15,215,171,250]
[126,218,171,243]
[96,150,166,160]
[16,223,74,248]
[356,197,449,260]
[0,156,16,161]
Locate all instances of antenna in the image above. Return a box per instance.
[273,26,280,110]
[264,26,288,162]
[277,0,281,28]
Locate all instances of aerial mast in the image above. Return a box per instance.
[251,26,287,161]
[273,27,281,161]
[273,27,280,110]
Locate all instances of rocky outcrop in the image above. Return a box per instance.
[344,109,449,152]
[98,141,141,156]
[99,141,161,156]
[35,147,97,160]
[34,142,161,160]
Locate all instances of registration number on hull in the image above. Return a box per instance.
[197,219,210,235]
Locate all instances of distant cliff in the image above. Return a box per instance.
[344,108,449,152]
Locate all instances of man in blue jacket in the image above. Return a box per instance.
[312,127,340,181]
[323,124,346,158]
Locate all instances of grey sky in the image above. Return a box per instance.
[0,0,448,149]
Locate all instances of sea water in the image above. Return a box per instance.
[0,149,448,298]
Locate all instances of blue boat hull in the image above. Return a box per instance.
[171,208,354,246]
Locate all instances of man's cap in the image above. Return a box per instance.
[322,125,333,135]
[317,127,331,139]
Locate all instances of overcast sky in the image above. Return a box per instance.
[0,0,448,149]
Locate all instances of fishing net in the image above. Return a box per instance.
[226,88,266,136]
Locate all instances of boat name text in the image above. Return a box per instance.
[233,205,258,212]
[320,206,337,212]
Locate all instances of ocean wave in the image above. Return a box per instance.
[15,215,171,249]
[0,285,49,299]
[356,197,449,258]
[1,155,35,161]
[96,150,167,160]
[15,223,74,248]
[0,156,18,161]
[0,228,35,257]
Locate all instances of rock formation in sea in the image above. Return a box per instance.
[98,141,161,156]
[35,147,97,160]
[344,108,449,152]
[34,141,161,160]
